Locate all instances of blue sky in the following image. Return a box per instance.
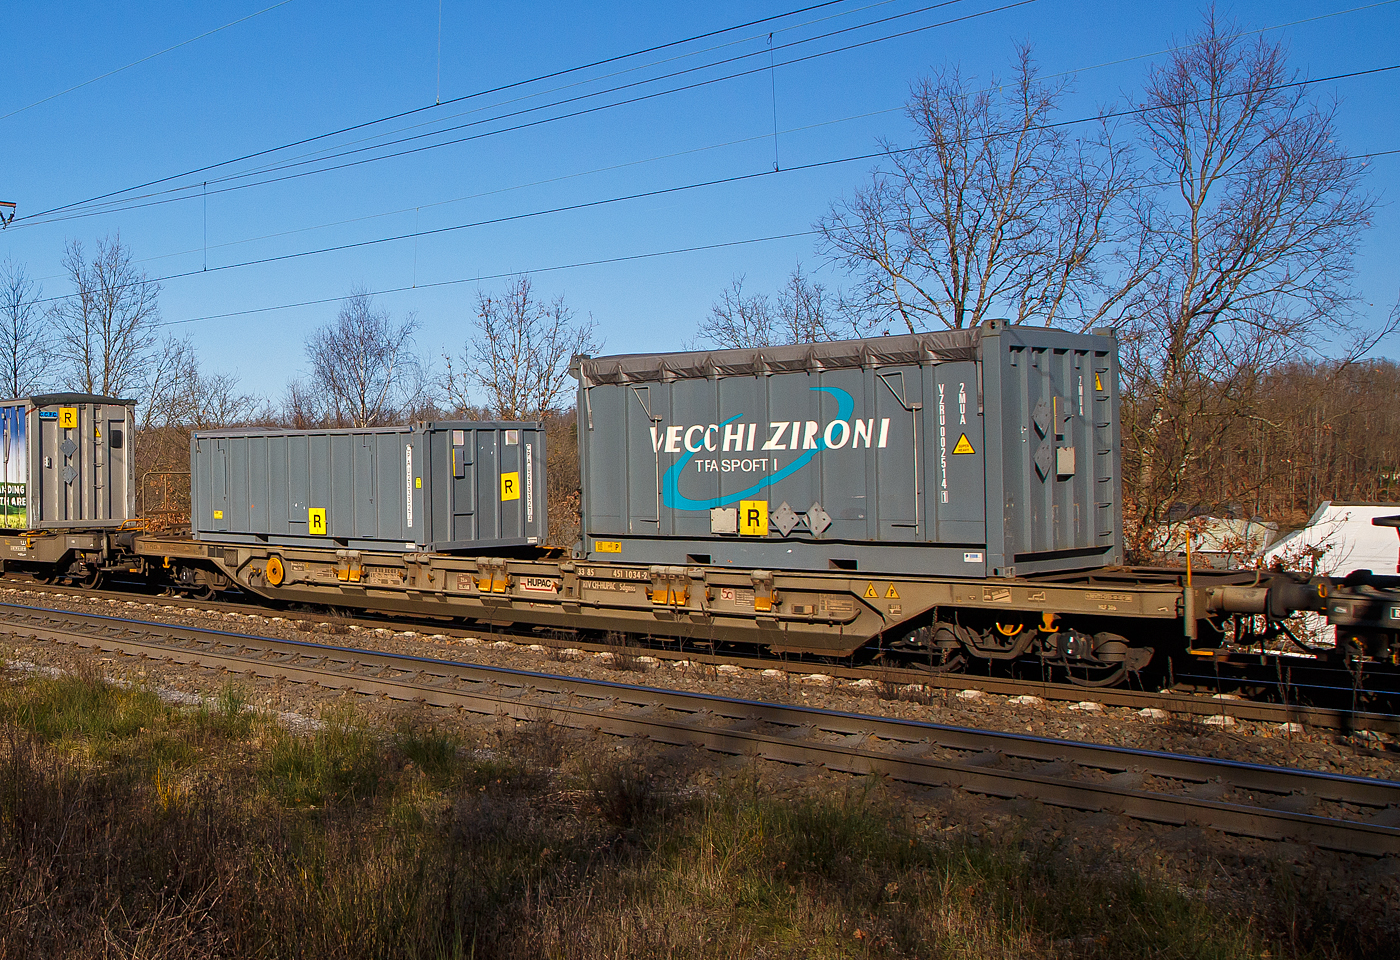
[2,0,1398,400]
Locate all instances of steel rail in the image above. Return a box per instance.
[4,601,1400,856]
[4,577,1398,735]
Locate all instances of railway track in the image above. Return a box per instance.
[4,599,1400,857]
[4,576,1399,735]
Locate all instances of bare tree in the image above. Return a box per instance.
[140,336,261,430]
[190,371,264,429]
[1119,12,1377,551]
[693,266,855,349]
[819,47,1137,332]
[0,258,47,398]
[140,336,200,430]
[279,376,325,429]
[445,276,599,420]
[50,235,160,396]
[693,276,778,349]
[304,289,421,427]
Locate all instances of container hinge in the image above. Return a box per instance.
[648,565,689,606]
[559,561,581,611]
[559,562,578,598]
[750,569,778,615]
[334,550,363,583]
[476,557,511,594]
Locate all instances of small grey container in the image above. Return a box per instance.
[192,422,547,552]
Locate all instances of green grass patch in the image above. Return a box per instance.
[0,666,1391,960]
[0,666,174,755]
[260,704,388,807]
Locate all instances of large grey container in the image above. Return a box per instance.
[192,422,547,552]
[572,321,1121,577]
[0,394,136,530]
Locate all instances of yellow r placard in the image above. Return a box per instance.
[59,407,78,429]
[308,508,327,536]
[738,499,768,536]
[500,471,520,501]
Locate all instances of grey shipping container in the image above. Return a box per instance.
[0,394,136,530]
[192,422,547,552]
[572,320,1122,577]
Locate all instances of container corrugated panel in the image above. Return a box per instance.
[0,394,136,529]
[191,422,547,552]
[572,321,1121,577]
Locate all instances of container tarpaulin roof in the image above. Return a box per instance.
[572,329,983,386]
[1262,502,1400,575]
[4,393,135,406]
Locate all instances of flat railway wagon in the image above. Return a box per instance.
[0,326,1370,685]
[115,324,1325,685]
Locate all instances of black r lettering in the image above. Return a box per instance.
[747,509,760,526]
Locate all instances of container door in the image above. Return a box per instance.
[498,427,523,541]
[353,436,376,537]
[449,428,476,541]
[925,361,986,545]
[872,370,920,537]
[35,408,61,523]
[477,431,499,541]
[104,413,129,521]
[210,441,229,532]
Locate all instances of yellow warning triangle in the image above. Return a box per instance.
[952,434,975,455]
[1094,373,1103,391]
[863,584,878,599]
[885,584,900,599]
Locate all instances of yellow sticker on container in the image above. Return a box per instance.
[500,471,520,501]
[213,510,223,520]
[739,500,768,536]
[1094,373,1103,391]
[595,540,622,553]
[415,477,422,488]
[952,434,975,454]
[308,508,327,535]
[59,407,77,429]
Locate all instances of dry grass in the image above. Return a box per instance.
[0,665,1394,959]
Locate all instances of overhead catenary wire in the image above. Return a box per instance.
[20,0,1388,235]
[55,0,1397,280]
[15,0,865,222]
[21,61,1399,310]
[155,133,1400,330]
[17,0,998,227]
[156,230,821,328]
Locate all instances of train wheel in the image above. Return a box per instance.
[78,567,105,590]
